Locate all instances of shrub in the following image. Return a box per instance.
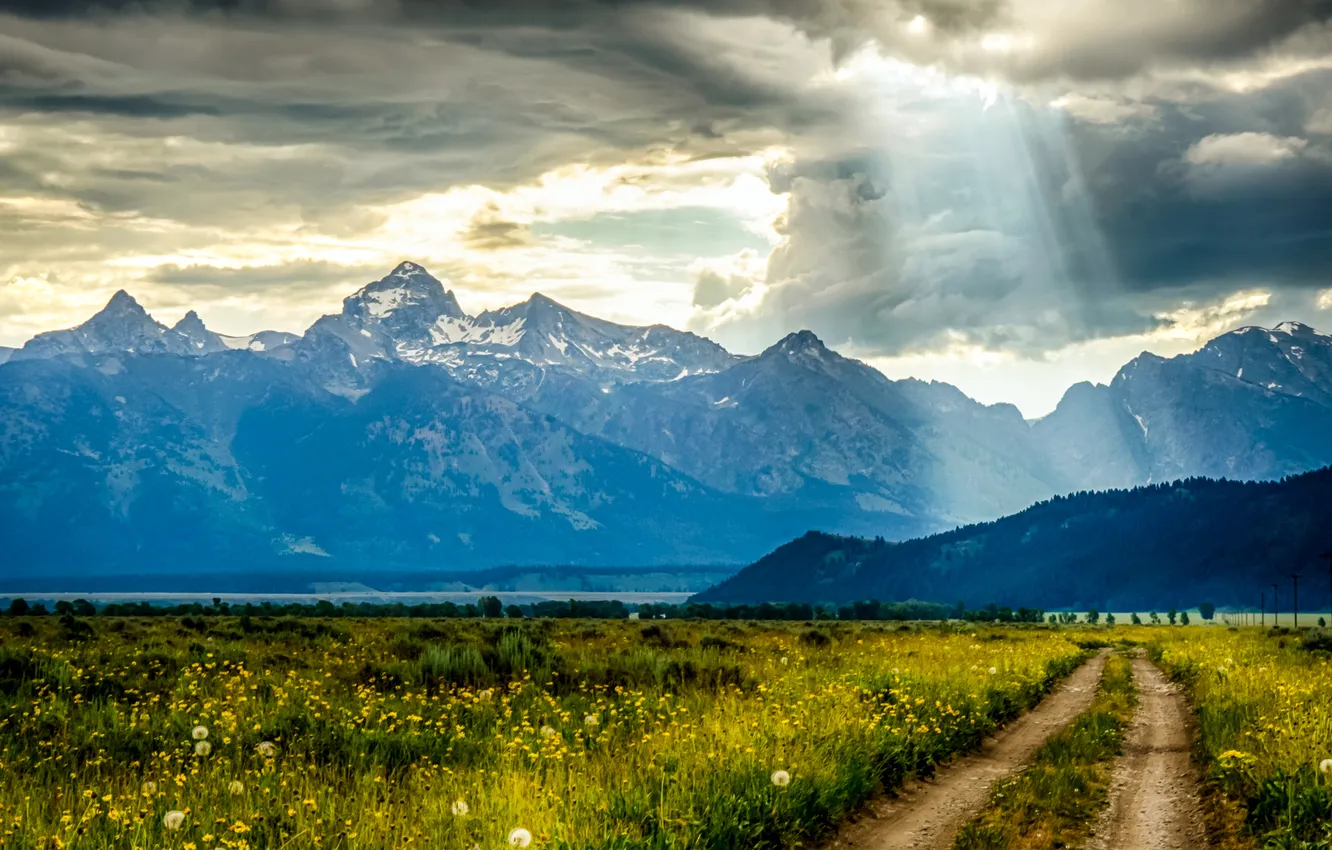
[418,644,491,688]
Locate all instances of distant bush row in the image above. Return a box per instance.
[2,596,1048,623]
[0,596,631,620]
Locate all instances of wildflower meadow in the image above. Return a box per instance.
[0,617,1087,849]
[1149,626,1332,848]
[4,615,1331,849]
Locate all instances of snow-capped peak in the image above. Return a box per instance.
[172,310,228,353]
[344,262,465,322]
[103,289,148,316]
[14,289,171,360]
[1274,321,1315,337]
[768,329,828,357]
[390,260,425,276]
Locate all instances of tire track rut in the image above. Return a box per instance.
[1086,656,1206,850]
[824,650,1109,850]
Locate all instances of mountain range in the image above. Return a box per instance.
[4,261,1332,581]
[693,466,1332,611]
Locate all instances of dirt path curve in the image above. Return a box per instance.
[1085,656,1207,850]
[824,650,1109,850]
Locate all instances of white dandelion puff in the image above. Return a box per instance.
[194,740,211,757]
[163,810,186,830]
[988,667,998,675]
[1321,758,1332,774]
[780,656,788,665]
[191,725,209,740]
[452,800,469,816]
[228,780,245,795]
[540,726,557,737]
[478,689,495,701]
[142,781,158,796]
[771,769,791,787]
[508,827,533,846]
[584,714,599,727]
[256,741,278,757]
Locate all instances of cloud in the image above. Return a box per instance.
[689,248,765,308]
[1185,131,1309,166]
[144,259,380,294]
[459,203,537,251]
[4,0,1329,89]
[3,0,1332,369]
[1050,94,1157,126]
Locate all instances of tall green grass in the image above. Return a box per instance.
[955,654,1137,850]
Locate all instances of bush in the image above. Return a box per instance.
[799,629,832,647]
[495,628,554,679]
[418,644,490,688]
[1301,628,1332,653]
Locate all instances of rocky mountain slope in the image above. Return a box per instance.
[4,261,1332,577]
[1034,322,1332,490]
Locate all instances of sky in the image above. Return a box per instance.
[1,0,1331,417]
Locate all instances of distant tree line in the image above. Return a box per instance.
[638,600,1047,622]
[0,595,1213,624]
[0,596,634,620]
[6,596,1034,622]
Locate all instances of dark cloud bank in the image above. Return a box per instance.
[2,0,1331,357]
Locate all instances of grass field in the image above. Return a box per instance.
[3,616,1329,850]
[1147,626,1332,849]
[0,616,1089,850]
[954,654,1137,850]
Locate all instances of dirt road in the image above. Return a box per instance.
[824,651,1108,850]
[1085,656,1206,850]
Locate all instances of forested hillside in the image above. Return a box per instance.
[695,467,1332,610]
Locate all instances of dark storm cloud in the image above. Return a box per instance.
[459,203,537,251]
[0,5,847,226]
[4,0,1332,358]
[1069,70,1332,291]
[3,0,1328,84]
[698,65,1332,358]
[145,259,382,294]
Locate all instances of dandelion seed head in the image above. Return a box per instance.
[780,657,788,665]
[452,800,469,816]
[988,667,998,675]
[228,780,244,795]
[584,714,599,727]
[540,726,557,737]
[771,769,791,787]
[163,810,186,830]
[256,741,278,757]
[142,781,158,796]
[191,725,209,740]
[194,740,212,757]
[508,827,532,846]
[1321,758,1332,774]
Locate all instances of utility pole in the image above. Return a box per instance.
[1272,583,1279,628]
[1290,574,1302,629]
